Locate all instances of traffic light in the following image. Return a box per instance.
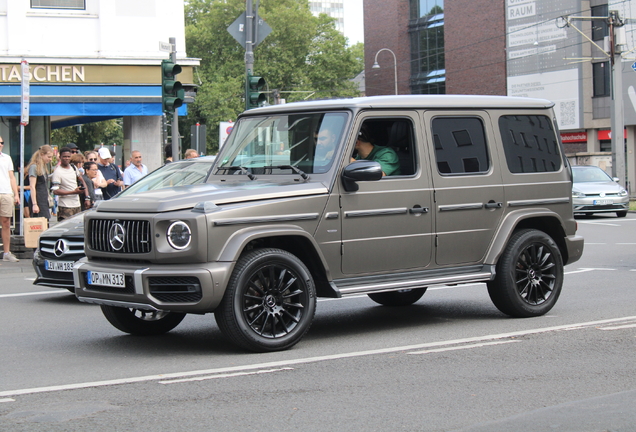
[161,59,185,112]
[246,73,266,110]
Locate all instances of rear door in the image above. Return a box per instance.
[422,110,505,266]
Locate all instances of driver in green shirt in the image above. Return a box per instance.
[350,125,401,176]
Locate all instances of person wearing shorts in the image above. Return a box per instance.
[0,136,20,262]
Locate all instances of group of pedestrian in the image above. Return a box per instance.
[0,138,150,263]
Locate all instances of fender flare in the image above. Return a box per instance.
[485,208,566,265]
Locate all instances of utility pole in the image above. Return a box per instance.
[559,11,628,188]
[170,37,180,162]
[609,11,626,187]
[245,0,255,107]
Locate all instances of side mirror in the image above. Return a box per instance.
[613,177,620,183]
[341,160,383,192]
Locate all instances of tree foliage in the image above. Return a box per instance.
[51,119,123,154]
[183,0,364,153]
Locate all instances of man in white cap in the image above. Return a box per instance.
[97,147,124,200]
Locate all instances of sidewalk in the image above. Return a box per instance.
[0,256,35,276]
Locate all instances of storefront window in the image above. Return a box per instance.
[31,0,85,10]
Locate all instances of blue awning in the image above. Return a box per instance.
[0,85,187,118]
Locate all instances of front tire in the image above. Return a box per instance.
[487,229,563,318]
[616,211,627,218]
[101,305,185,336]
[215,248,317,352]
[368,288,427,306]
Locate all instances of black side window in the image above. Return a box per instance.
[432,117,490,175]
[499,115,562,173]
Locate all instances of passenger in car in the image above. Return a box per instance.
[351,125,401,176]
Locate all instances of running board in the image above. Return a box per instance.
[332,266,495,297]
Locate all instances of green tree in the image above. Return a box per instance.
[183,0,364,153]
[51,119,123,154]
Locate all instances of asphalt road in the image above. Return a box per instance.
[1,213,635,431]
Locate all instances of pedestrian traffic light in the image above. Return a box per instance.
[246,73,266,110]
[161,59,185,112]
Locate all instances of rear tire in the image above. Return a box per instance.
[487,229,563,318]
[367,288,427,306]
[101,305,185,336]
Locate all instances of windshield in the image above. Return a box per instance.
[118,159,214,197]
[217,112,348,175]
[572,167,613,183]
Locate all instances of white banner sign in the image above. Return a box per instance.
[20,59,30,126]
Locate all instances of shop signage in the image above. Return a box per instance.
[560,132,587,143]
[598,129,627,140]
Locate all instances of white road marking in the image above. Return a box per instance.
[598,323,636,331]
[0,398,15,403]
[2,315,636,398]
[565,268,615,274]
[159,367,294,384]
[407,340,520,355]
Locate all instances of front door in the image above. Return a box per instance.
[339,114,434,275]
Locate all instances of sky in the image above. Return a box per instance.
[343,0,364,45]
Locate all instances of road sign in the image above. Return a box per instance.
[20,59,30,126]
[159,41,172,52]
[632,61,636,72]
[227,12,272,48]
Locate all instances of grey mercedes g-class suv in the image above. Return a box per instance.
[73,95,584,352]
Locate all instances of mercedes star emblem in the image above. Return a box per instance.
[109,223,126,251]
[54,239,69,257]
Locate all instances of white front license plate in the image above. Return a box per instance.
[593,199,613,205]
[87,271,125,288]
[45,260,74,273]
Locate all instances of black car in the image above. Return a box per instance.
[32,156,217,290]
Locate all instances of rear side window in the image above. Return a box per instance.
[499,115,562,173]
[432,117,490,175]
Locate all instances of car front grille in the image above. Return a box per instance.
[39,236,85,260]
[88,219,152,254]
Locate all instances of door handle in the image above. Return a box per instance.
[409,206,429,214]
[485,201,503,209]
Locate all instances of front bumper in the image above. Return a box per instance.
[73,259,234,313]
[32,249,75,289]
[572,196,629,214]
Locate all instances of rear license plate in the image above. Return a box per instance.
[87,271,125,288]
[45,260,74,272]
[593,199,613,205]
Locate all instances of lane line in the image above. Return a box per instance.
[598,323,636,331]
[2,315,636,398]
[159,367,294,384]
[407,340,520,355]
[0,398,15,403]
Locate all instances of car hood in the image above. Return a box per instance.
[572,181,624,194]
[40,212,87,238]
[95,180,330,213]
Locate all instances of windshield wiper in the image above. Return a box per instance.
[216,166,256,180]
[262,165,309,180]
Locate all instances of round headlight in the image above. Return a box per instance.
[166,221,191,250]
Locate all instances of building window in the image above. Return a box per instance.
[593,62,610,97]
[410,13,445,95]
[410,0,444,20]
[591,5,609,41]
[31,0,85,9]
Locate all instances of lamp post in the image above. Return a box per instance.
[372,48,398,95]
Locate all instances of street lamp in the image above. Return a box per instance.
[372,48,398,95]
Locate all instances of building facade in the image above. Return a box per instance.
[364,0,636,196]
[0,0,198,171]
